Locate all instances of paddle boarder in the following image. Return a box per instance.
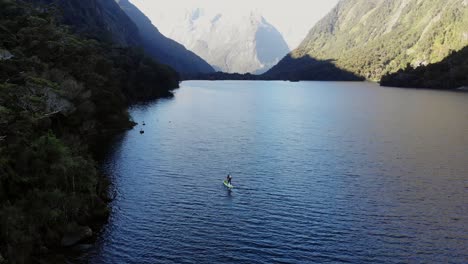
[226,174,232,185]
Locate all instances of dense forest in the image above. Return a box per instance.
[262,55,364,81]
[0,0,178,262]
[381,46,468,89]
[190,72,263,81]
[267,0,468,83]
[26,0,141,47]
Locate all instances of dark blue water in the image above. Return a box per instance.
[86,81,468,263]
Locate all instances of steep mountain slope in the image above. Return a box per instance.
[155,8,290,74]
[116,0,214,75]
[27,0,141,46]
[266,0,468,81]
[0,1,178,262]
[381,46,468,89]
[27,0,214,75]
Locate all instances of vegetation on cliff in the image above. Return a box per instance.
[267,0,468,82]
[26,0,141,47]
[381,46,468,89]
[0,0,178,262]
[189,72,263,81]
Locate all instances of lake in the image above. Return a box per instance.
[84,81,468,263]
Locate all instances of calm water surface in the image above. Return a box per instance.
[85,81,468,263]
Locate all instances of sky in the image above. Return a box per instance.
[130,0,340,49]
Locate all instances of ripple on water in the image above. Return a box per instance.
[83,81,468,264]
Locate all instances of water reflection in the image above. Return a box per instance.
[83,81,468,264]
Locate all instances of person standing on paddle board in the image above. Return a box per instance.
[226,174,232,185]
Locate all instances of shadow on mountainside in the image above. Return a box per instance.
[188,55,364,81]
[117,0,215,76]
[262,54,364,81]
[381,46,468,90]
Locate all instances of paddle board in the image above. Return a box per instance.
[223,180,234,189]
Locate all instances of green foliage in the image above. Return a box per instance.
[0,1,179,262]
[269,0,468,82]
[381,46,468,89]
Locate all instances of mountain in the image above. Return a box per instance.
[381,46,468,89]
[266,0,468,81]
[263,54,364,81]
[155,8,290,74]
[27,0,141,46]
[115,0,214,75]
[27,0,214,76]
[1,1,179,262]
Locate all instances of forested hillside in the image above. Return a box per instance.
[116,0,214,76]
[0,0,178,262]
[381,46,468,89]
[24,0,214,76]
[26,0,141,46]
[155,8,290,74]
[266,0,468,82]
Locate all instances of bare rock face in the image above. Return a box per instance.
[156,8,290,74]
[61,226,93,247]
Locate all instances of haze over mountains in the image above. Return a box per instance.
[115,0,214,75]
[145,7,290,74]
[133,0,340,50]
[131,0,340,74]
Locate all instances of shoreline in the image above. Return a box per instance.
[0,2,179,261]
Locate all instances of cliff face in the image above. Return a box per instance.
[266,0,468,81]
[115,0,214,75]
[153,8,290,74]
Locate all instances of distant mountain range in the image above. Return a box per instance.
[115,0,214,75]
[153,8,290,74]
[266,0,468,83]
